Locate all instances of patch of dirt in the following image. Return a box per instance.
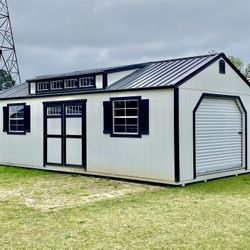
[0,176,159,212]
[0,188,24,199]
[24,188,146,211]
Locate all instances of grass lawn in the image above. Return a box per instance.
[0,166,250,249]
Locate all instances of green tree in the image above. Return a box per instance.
[0,69,15,91]
[244,64,250,78]
[209,50,250,79]
[229,56,250,78]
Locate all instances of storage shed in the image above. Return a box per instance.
[0,53,249,185]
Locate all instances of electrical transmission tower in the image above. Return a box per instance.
[0,0,21,86]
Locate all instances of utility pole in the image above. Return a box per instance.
[0,0,21,87]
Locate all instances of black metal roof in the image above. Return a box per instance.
[0,82,29,98]
[0,53,242,100]
[106,53,219,90]
[27,62,148,82]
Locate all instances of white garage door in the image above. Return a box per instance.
[195,97,244,176]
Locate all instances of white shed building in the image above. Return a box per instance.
[0,53,249,185]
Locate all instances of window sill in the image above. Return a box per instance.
[65,87,77,89]
[7,131,27,135]
[110,133,142,138]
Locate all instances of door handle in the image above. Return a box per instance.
[238,131,242,135]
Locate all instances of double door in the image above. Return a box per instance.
[44,100,86,168]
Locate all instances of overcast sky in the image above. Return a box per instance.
[8,0,250,81]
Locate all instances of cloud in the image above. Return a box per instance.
[7,0,250,81]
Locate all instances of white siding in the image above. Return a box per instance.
[0,89,175,183]
[30,82,36,94]
[179,59,250,182]
[95,74,103,89]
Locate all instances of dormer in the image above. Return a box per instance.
[27,63,147,95]
[28,74,97,95]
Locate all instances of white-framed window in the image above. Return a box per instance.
[9,105,25,133]
[66,105,82,116]
[113,99,139,135]
[64,79,77,89]
[47,106,62,116]
[79,77,94,87]
[50,80,63,90]
[37,82,49,91]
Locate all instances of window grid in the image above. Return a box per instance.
[9,105,25,133]
[50,80,63,90]
[79,77,94,87]
[47,106,62,116]
[66,105,82,115]
[37,82,49,91]
[36,75,95,92]
[113,100,139,135]
[64,79,77,89]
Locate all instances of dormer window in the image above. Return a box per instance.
[34,74,96,94]
[79,77,94,87]
[51,80,63,90]
[37,82,49,91]
[65,79,77,89]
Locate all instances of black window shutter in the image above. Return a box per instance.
[139,99,149,135]
[24,105,31,132]
[103,101,112,134]
[3,106,8,132]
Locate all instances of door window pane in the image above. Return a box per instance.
[66,105,82,116]
[47,106,62,116]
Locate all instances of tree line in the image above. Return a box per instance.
[228,56,250,79]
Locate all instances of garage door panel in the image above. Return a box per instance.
[196,121,241,126]
[196,132,241,138]
[196,128,241,133]
[197,120,241,124]
[198,164,242,174]
[196,137,241,145]
[197,142,242,148]
[197,121,241,125]
[198,155,242,165]
[198,160,242,169]
[197,149,242,157]
[198,108,241,112]
[197,154,242,163]
[195,97,244,176]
